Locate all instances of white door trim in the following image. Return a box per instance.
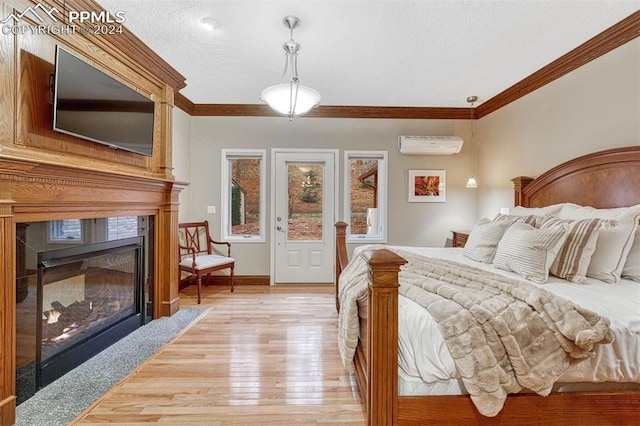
[269,148,340,285]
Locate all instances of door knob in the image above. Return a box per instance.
[276,225,282,231]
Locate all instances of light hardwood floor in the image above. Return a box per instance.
[72,284,366,425]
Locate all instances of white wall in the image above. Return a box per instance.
[172,107,193,222]
[175,117,477,275]
[476,38,640,219]
[172,38,640,277]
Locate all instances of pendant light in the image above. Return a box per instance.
[261,16,320,120]
[466,95,478,188]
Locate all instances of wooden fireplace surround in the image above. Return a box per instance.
[0,1,188,424]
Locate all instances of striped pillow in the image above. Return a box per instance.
[493,213,539,227]
[555,204,639,283]
[493,222,567,283]
[463,218,509,263]
[622,225,640,282]
[539,215,607,283]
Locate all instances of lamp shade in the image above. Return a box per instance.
[261,83,321,117]
[466,176,478,188]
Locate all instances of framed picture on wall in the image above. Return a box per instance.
[408,169,446,203]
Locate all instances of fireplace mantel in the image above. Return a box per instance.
[0,0,188,423]
[1,157,184,221]
[0,154,188,425]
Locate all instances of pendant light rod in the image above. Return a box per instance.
[261,15,321,120]
[466,96,478,189]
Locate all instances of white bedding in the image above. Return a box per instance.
[349,245,640,395]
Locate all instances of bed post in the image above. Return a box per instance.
[361,249,407,426]
[335,221,349,311]
[511,176,533,207]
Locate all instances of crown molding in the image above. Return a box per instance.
[174,93,195,115]
[175,10,639,119]
[476,9,640,118]
[187,104,474,119]
[49,0,187,92]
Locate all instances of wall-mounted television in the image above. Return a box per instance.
[52,46,155,157]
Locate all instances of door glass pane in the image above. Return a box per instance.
[287,163,323,241]
[349,158,379,235]
[229,157,261,236]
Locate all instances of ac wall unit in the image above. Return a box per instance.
[397,136,464,155]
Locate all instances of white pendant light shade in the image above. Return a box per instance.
[262,16,320,119]
[466,176,478,188]
[261,83,321,117]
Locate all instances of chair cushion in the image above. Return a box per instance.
[180,254,235,271]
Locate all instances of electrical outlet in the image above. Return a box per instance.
[207,205,216,214]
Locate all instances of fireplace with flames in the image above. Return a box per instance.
[36,237,145,389]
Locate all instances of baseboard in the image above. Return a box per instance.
[159,296,181,317]
[217,275,270,286]
[180,275,270,289]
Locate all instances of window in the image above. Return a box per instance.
[47,219,83,243]
[344,151,387,242]
[107,216,138,240]
[221,149,266,242]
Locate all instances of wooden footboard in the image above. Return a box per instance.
[335,221,408,424]
[335,225,640,424]
[334,150,640,426]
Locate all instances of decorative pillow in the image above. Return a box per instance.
[463,218,509,263]
[512,204,564,218]
[555,203,587,219]
[556,204,640,283]
[539,215,607,283]
[493,213,538,227]
[622,226,640,282]
[493,222,567,284]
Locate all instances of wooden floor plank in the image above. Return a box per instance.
[71,284,365,425]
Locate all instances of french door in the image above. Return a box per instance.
[272,150,337,283]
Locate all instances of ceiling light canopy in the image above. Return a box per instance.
[200,17,219,31]
[261,15,320,120]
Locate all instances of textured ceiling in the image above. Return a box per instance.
[97,0,639,108]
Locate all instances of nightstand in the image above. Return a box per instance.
[451,231,470,248]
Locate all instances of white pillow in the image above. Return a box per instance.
[556,204,640,283]
[622,226,640,282]
[493,222,568,284]
[555,203,587,218]
[463,218,508,263]
[512,204,565,217]
[539,215,606,283]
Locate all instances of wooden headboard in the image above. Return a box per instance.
[512,146,640,209]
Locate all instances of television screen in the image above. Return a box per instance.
[52,46,155,157]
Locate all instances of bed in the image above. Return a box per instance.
[335,146,640,425]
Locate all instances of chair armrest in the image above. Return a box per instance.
[209,238,232,257]
[178,244,197,267]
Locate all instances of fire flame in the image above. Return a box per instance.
[45,309,61,324]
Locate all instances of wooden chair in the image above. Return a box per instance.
[178,221,235,303]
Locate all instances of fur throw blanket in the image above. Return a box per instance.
[338,247,614,417]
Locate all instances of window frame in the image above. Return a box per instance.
[221,149,267,243]
[47,219,84,244]
[106,216,139,241]
[343,150,388,243]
